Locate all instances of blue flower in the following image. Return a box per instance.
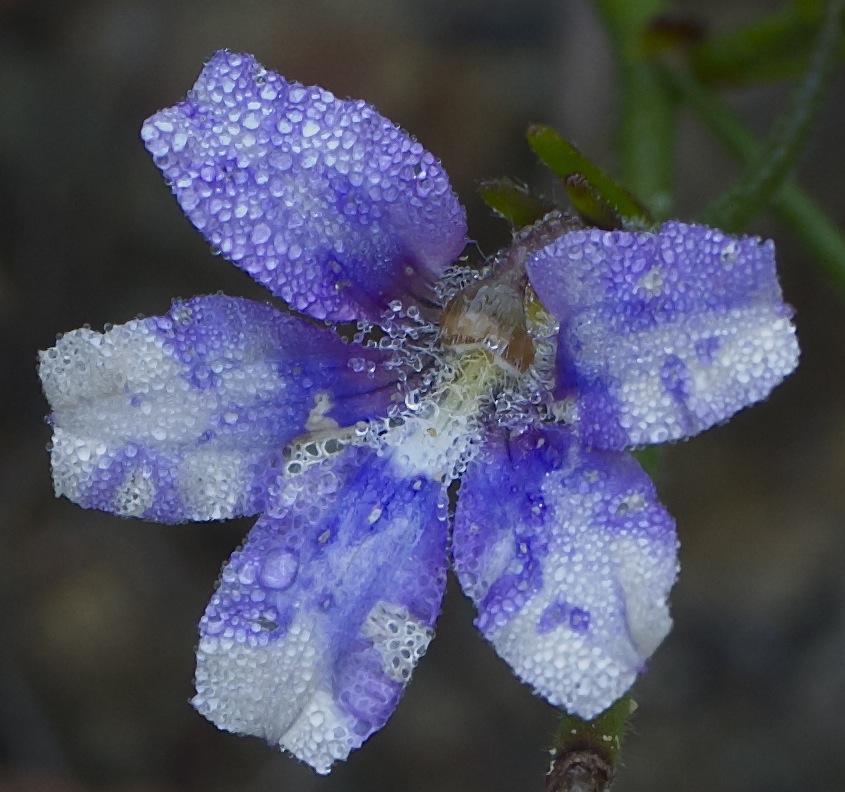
[38,51,799,773]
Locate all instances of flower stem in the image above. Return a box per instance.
[546,695,634,792]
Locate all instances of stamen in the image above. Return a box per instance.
[439,210,575,372]
[440,262,535,371]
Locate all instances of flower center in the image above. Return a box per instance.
[439,261,535,372]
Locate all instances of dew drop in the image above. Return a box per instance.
[260,550,299,590]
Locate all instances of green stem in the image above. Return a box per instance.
[592,0,676,219]
[663,66,845,296]
[617,63,677,220]
[546,695,634,792]
[699,0,845,232]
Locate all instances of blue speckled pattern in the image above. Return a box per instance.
[141,51,467,322]
[453,425,677,718]
[526,222,799,449]
[39,294,396,523]
[193,444,448,773]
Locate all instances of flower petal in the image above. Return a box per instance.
[193,446,448,773]
[142,51,467,323]
[452,426,677,719]
[525,222,799,449]
[39,295,396,523]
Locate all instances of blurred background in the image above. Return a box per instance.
[1,0,844,790]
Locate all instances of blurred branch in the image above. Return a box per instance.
[663,66,845,296]
[690,3,836,85]
[699,0,845,232]
[592,0,676,219]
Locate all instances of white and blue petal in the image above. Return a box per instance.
[452,426,677,719]
[142,51,467,324]
[193,445,448,773]
[38,295,396,523]
[525,222,799,449]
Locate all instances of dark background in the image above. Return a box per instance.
[2,1,844,791]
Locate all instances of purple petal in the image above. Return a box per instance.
[525,222,799,449]
[141,51,467,323]
[38,295,396,523]
[452,426,677,719]
[193,445,449,773]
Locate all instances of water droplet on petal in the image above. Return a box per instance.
[260,550,298,590]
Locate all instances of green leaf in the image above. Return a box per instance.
[527,125,653,226]
[477,177,555,228]
[562,175,623,230]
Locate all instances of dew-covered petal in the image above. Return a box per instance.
[141,50,467,323]
[525,222,799,449]
[452,426,677,719]
[38,295,396,523]
[193,445,448,773]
